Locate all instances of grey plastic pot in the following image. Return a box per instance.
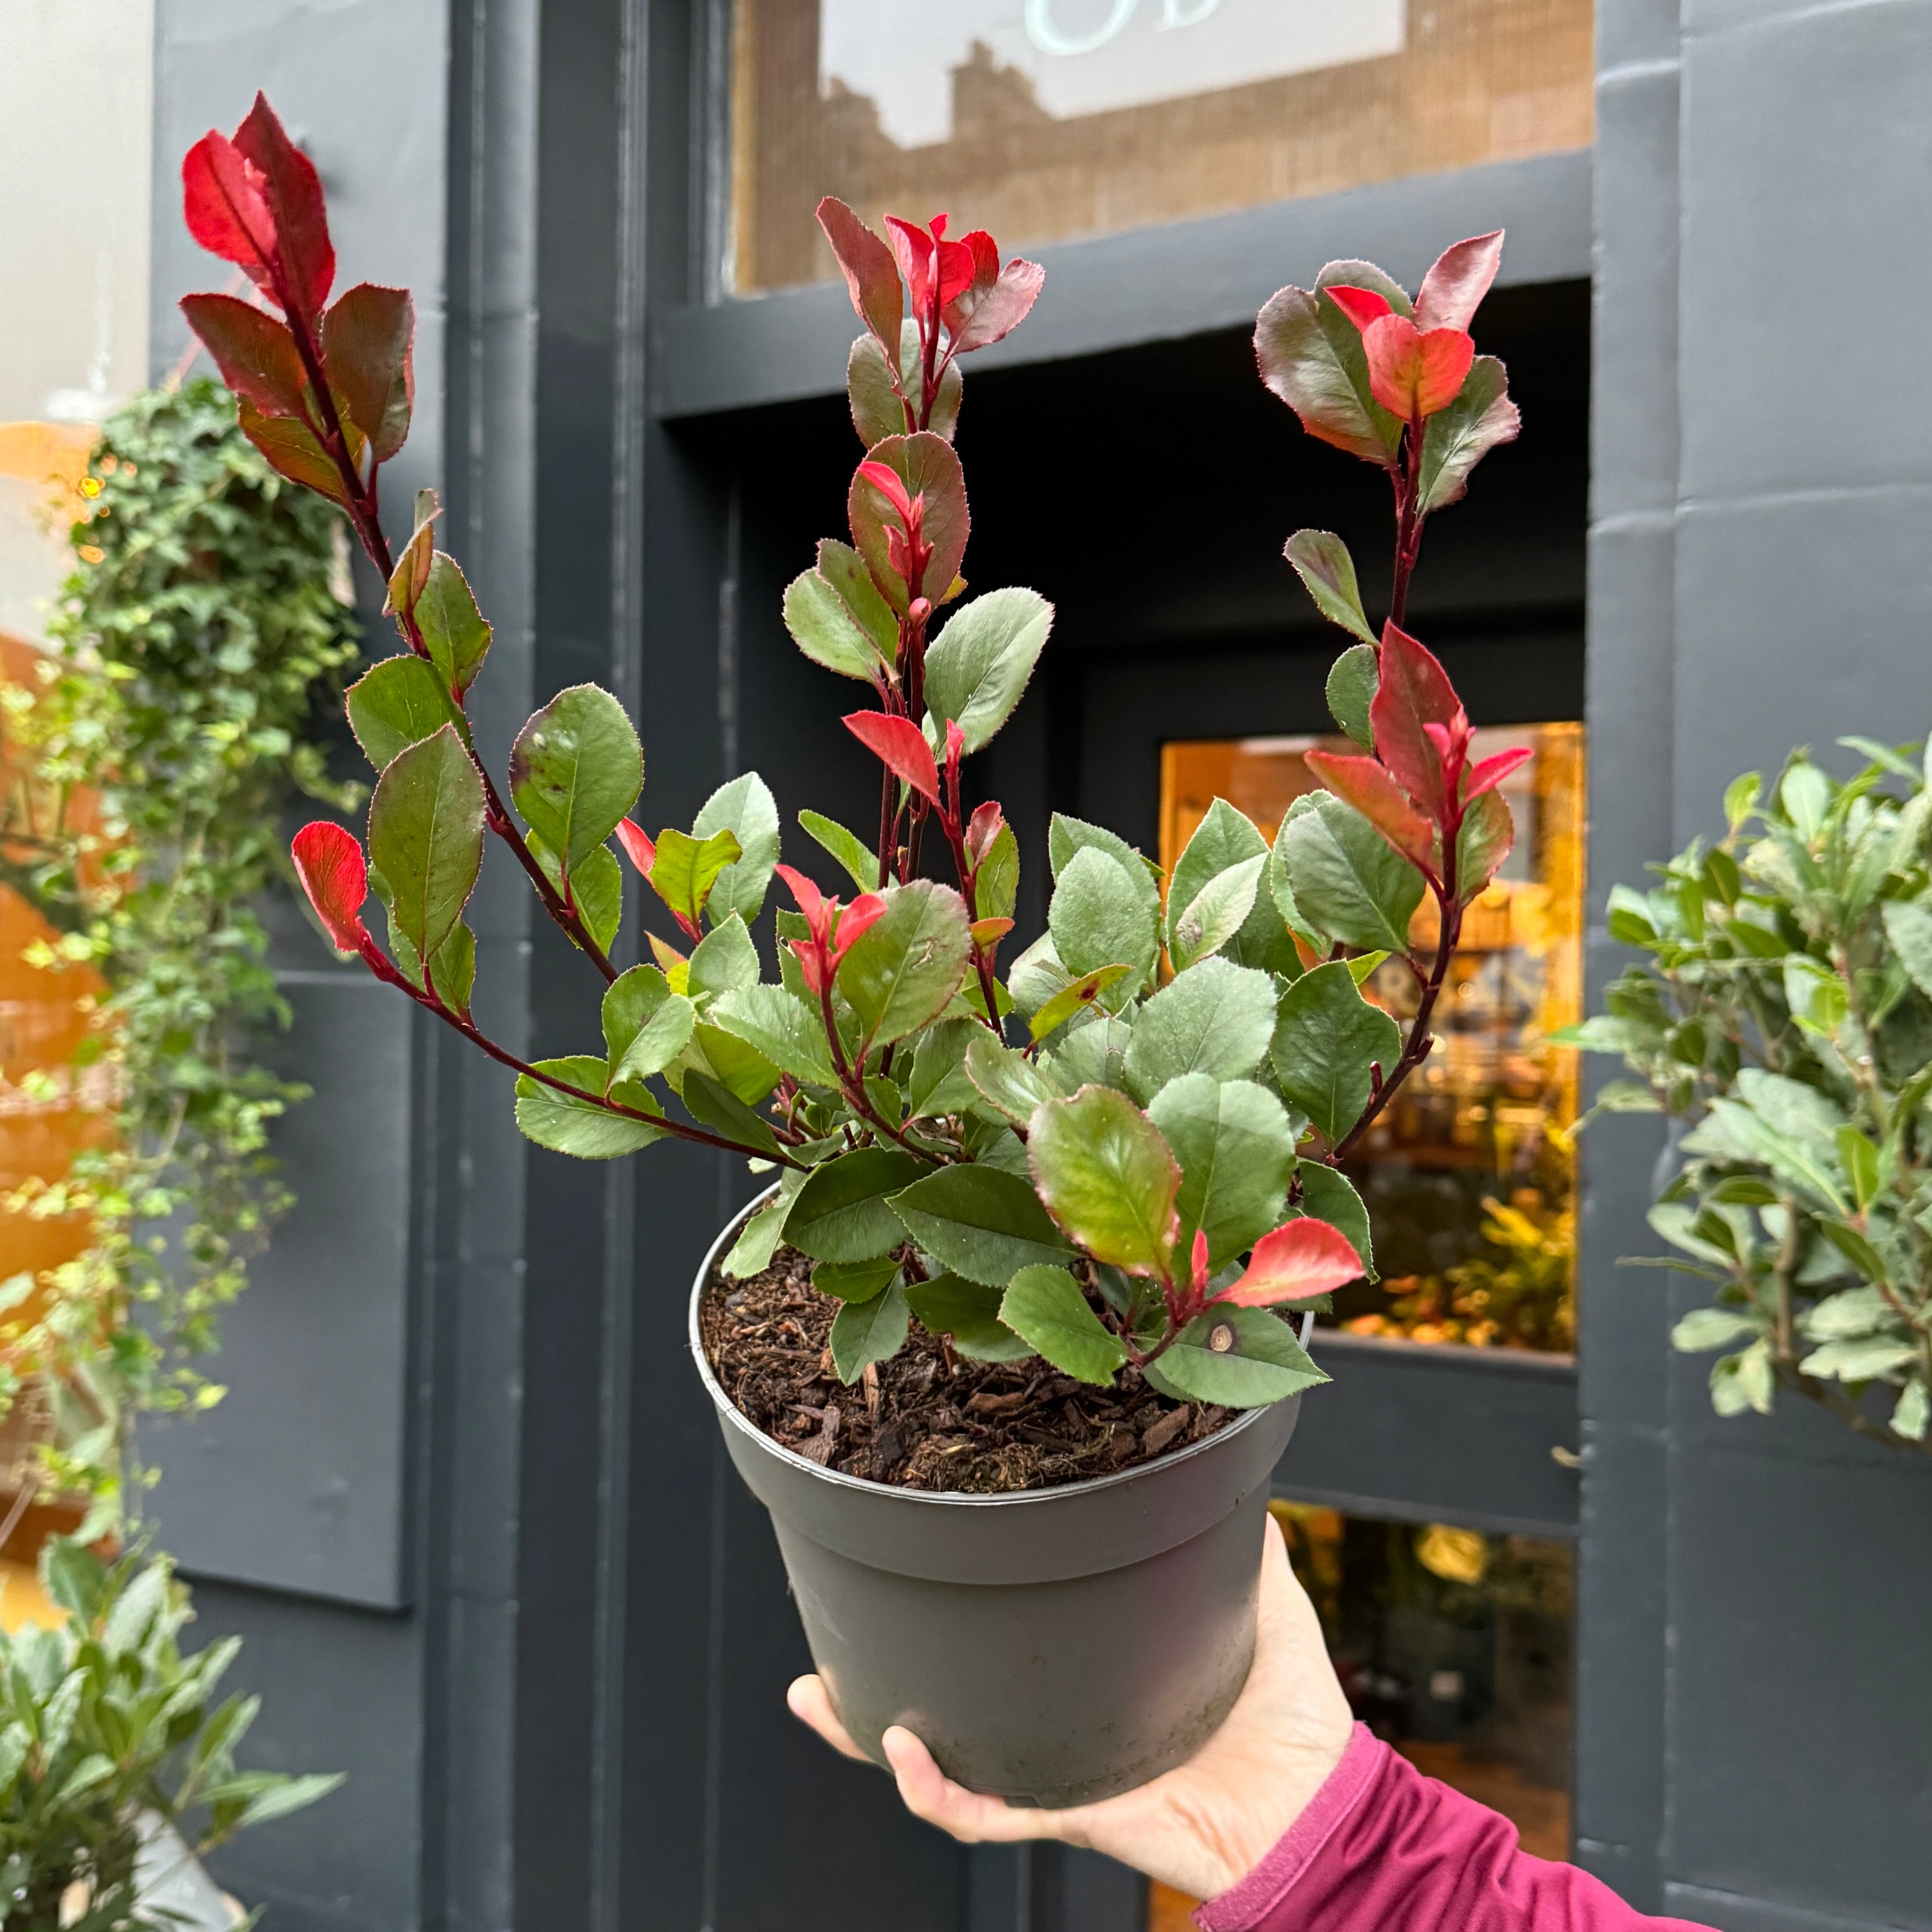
[689,1192,1302,1807]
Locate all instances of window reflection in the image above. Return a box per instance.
[1158,724,1583,1353]
[729,0,1594,294]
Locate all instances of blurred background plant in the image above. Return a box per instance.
[0,376,359,1533]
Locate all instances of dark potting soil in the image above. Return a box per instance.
[699,1244,1234,1494]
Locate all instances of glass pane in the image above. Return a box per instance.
[1148,1501,1574,1928]
[1158,723,1584,1352]
[729,0,1594,294]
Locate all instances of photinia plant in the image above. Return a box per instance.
[183,98,1527,1411]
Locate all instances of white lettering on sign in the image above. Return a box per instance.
[819,0,1406,151]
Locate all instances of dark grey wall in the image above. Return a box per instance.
[1584,5,1932,1930]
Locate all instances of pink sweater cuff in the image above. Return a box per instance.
[1192,1723,1386,1932]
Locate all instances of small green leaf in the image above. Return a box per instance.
[784,566,888,681]
[689,912,760,1000]
[923,587,1053,754]
[682,1065,782,1152]
[415,553,492,697]
[906,1016,984,1119]
[813,1255,899,1302]
[839,879,973,1049]
[1891,1380,1929,1440]
[1029,964,1133,1042]
[1049,846,1159,994]
[1672,1306,1761,1352]
[1049,814,1162,913]
[963,1033,1066,1126]
[346,654,466,770]
[998,1265,1125,1386]
[1798,1334,1918,1381]
[647,826,744,932]
[1783,955,1848,1036]
[1170,855,1268,971]
[801,809,882,892]
[1147,1074,1296,1272]
[1882,899,1932,1000]
[1325,643,1378,750]
[1044,1015,1135,1096]
[1145,1307,1328,1408]
[709,983,838,1087]
[787,1148,929,1262]
[889,1163,1073,1286]
[516,1056,664,1159]
[1292,1162,1374,1280]
[1276,792,1424,955]
[1270,960,1401,1145]
[1836,1125,1882,1211]
[693,773,781,924]
[1283,530,1375,642]
[1124,957,1278,1104]
[830,1279,911,1383]
[1028,1086,1181,1277]
[602,965,696,1086]
[722,1194,793,1278]
[509,685,643,873]
[976,821,1020,923]
[906,1272,1031,1360]
[1417,356,1518,513]
[818,537,902,662]
[368,723,485,970]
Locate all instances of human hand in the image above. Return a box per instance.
[787,1514,1354,1901]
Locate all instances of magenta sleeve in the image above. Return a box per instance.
[1192,1725,1711,1932]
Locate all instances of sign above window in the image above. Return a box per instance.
[728,0,1592,295]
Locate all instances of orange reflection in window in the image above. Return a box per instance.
[1160,726,1583,1352]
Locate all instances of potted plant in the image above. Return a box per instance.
[177,96,1528,1803]
[1565,748,1932,1452]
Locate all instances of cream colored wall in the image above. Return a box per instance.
[0,0,155,426]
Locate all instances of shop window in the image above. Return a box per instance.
[728,0,1593,295]
[1149,1500,1574,1930]
[1158,725,1583,1352]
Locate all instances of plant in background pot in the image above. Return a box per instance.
[1565,748,1932,1453]
[178,96,1527,1802]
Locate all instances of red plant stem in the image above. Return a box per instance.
[1386,417,1428,631]
[813,974,932,1157]
[936,781,1005,1036]
[275,282,620,983]
[356,939,803,1168]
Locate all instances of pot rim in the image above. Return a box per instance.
[687,1182,1313,1514]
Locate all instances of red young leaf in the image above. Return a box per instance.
[615,818,656,876]
[1323,284,1394,333]
[1191,1227,1211,1299]
[843,711,941,803]
[1414,230,1504,333]
[292,822,368,953]
[829,893,888,962]
[232,93,334,318]
[322,284,415,464]
[964,800,1005,866]
[1360,316,1474,421]
[947,259,1046,355]
[1464,745,1534,803]
[1302,750,1438,875]
[178,293,308,418]
[857,459,917,525]
[1216,1217,1363,1308]
[774,861,831,939]
[181,133,277,289]
[1370,623,1464,822]
[816,196,903,354]
[885,215,938,318]
[1455,788,1516,903]
[970,916,1014,946]
[237,400,351,503]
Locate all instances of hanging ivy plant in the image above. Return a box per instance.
[0,376,361,1531]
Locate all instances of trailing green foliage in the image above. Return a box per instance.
[1566,746,1932,1451]
[0,1540,338,1928]
[0,378,360,1527]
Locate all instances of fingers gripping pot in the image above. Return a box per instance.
[690,1195,1302,1807]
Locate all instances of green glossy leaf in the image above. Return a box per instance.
[1284,530,1375,643]
[1672,1306,1761,1352]
[1292,1162,1374,1281]
[784,565,887,682]
[346,654,466,770]
[426,920,475,1015]
[516,1056,664,1159]
[813,1254,900,1302]
[976,821,1020,924]
[888,1163,1073,1286]
[1144,1307,1327,1408]
[709,982,839,1088]
[1418,356,1519,513]
[1044,1014,1135,1095]
[682,1064,782,1151]
[1006,930,1069,1021]
[693,773,781,924]
[1883,898,1932,1000]
[800,808,882,892]
[839,879,973,1048]
[906,1272,1031,1361]
[963,1033,1066,1126]
[1170,854,1267,970]
[367,723,485,969]
[528,828,622,958]
[687,1021,782,1106]
[830,1278,911,1384]
[1276,792,1424,954]
[1049,814,1162,911]
[603,965,698,1088]
[923,587,1053,754]
[649,826,744,933]
[787,1148,930,1262]
[1029,963,1133,1042]
[1028,1085,1181,1276]
[722,1193,793,1278]
[1270,960,1401,1144]
[416,553,492,697]
[819,537,902,663]
[689,912,760,1000]
[1147,1074,1296,1271]
[509,685,643,874]
[1326,643,1378,750]
[1799,1334,1918,1381]
[1049,846,1159,995]
[906,1016,984,1119]
[1167,801,1268,947]
[1124,957,1278,1104]
[1783,955,1848,1037]
[846,321,962,448]
[998,1265,1125,1386]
